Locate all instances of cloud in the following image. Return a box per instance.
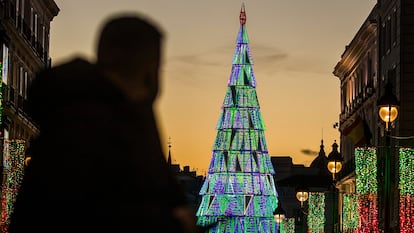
[164,44,289,86]
[171,54,223,67]
[300,149,318,156]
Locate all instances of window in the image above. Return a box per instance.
[19,66,24,95]
[42,25,46,51]
[367,53,372,86]
[381,23,386,56]
[392,9,397,44]
[13,63,19,88]
[24,71,28,98]
[386,17,391,52]
[34,13,38,42]
[30,7,33,31]
[341,86,347,113]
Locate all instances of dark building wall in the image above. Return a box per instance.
[399,0,414,142]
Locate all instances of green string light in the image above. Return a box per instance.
[399,148,414,195]
[355,147,379,232]
[342,194,358,232]
[399,148,414,232]
[280,218,295,233]
[355,147,377,194]
[308,192,325,233]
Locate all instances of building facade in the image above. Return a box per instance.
[0,0,59,166]
[0,1,59,229]
[333,0,414,232]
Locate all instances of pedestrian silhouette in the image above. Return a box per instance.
[9,14,199,233]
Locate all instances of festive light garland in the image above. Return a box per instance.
[399,148,414,233]
[355,147,377,194]
[1,140,25,233]
[355,147,379,233]
[307,192,325,233]
[342,194,358,232]
[280,218,295,233]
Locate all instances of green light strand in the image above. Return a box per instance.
[342,193,358,232]
[280,218,295,233]
[399,148,414,195]
[308,192,325,233]
[355,147,377,194]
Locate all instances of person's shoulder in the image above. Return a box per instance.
[48,57,94,76]
[55,57,93,69]
[33,57,100,89]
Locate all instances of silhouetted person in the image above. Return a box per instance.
[9,14,199,233]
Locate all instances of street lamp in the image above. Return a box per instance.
[296,186,309,208]
[327,141,343,233]
[296,187,309,233]
[274,201,285,233]
[327,141,343,182]
[378,81,399,131]
[377,81,399,232]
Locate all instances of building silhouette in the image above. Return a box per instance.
[272,140,338,233]
[333,0,414,232]
[167,142,204,212]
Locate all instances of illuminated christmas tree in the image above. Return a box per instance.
[196,4,278,233]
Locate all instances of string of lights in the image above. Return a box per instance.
[0,140,25,233]
[280,218,295,233]
[307,192,325,233]
[355,147,379,233]
[342,194,358,232]
[399,148,414,233]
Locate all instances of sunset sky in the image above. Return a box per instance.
[50,0,376,175]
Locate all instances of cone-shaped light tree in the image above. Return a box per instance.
[196,4,279,233]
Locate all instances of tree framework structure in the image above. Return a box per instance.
[196,4,279,233]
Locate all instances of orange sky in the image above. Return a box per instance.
[50,0,376,175]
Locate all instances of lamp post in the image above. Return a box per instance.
[274,200,285,233]
[327,141,343,233]
[327,141,343,182]
[296,186,309,233]
[377,81,399,232]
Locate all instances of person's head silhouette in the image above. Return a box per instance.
[96,15,163,103]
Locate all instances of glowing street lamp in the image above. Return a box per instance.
[274,201,286,233]
[296,187,309,208]
[377,82,399,131]
[377,81,399,233]
[327,141,343,233]
[327,141,342,182]
[296,186,309,233]
[274,203,285,223]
